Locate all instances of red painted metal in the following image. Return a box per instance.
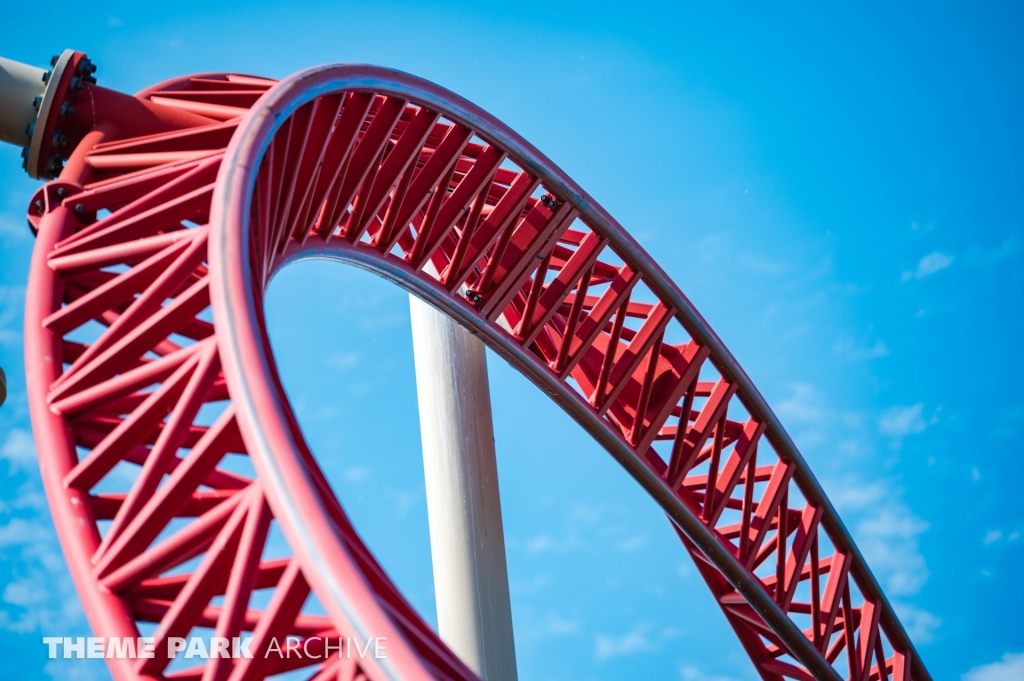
[20,58,931,681]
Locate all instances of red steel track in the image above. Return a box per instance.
[22,60,930,681]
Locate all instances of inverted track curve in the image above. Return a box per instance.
[23,63,929,681]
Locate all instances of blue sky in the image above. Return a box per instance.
[0,2,1022,679]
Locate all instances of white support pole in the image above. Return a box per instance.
[0,56,47,147]
[409,294,518,681]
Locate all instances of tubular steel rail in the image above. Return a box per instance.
[21,53,930,681]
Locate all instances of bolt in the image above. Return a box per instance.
[32,95,42,110]
[59,102,75,118]
[75,203,86,216]
[25,122,35,139]
[33,199,45,214]
[76,58,98,84]
[42,71,50,83]
[52,130,67,147]
[47,154,63,178]
[50,55,60,66]
[20,147,29,159]
[55,187,67,200]
[466,290,484,304]
[68,77,84,94]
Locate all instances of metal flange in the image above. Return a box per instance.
[0,49,98,178]
[26,49,96,179]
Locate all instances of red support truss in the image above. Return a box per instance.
[20,59,931,681]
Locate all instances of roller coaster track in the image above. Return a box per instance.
[22,60,930,681]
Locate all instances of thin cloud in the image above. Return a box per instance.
[985,235,1020,262]
[0,285,26,347]
[680,665,746,681]
[616,535,647,552]
[389,489,421,516]
[830,479,942,642]
[326,352,359,371]
[829,480,932,598]
[775,383,823,423]
[966,235,1021,266]
[0,518,42,547]
[343,466,370,483]
[594,625,654,661]
[0,430,37,475]
[963,653,1024,681]
[833,339,889,361]
[878,404,927,439]
[544,613,582,635]
[594,624,680,662]
[856,504,930,597]
[737,254,787,276]
[902,252,953,281]
[893,602,941,645]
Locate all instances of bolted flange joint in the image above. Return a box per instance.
[0,49,99,180]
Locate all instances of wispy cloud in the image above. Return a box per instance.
[738,254,787,276]
[982,528,1020,546]
[1,429,37,475]
[0,433,90,647]
[893,602,941,644]
[902,252,953,281]
[326,352,359,371]
[388,489,421,516]
[0,517,46,547]
[963,653,1024,681]
[832,480,931,598]
[878,403,927,439]
[775,383,823,423]
[0,285,26,347]
[775,384,938,639]
[966,235,1021,265]
[343,466,370,483]
[544,612,582,635]
[829,476,937,641]
[616,535,647,551]
[523,533,584,554]
[594,624,653,660]
[0,428,98,681]
[858,503,931,596]
[984,235,1021,262]
[983,529,1002,545]
[0,215,32,242]
[680,665,746,681]
[833,339,889,361]
[358,312,407,331]
[594,624,681,661]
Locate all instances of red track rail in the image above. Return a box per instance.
[22,61,930,681]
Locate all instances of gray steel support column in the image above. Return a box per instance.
[409,294,517,681]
